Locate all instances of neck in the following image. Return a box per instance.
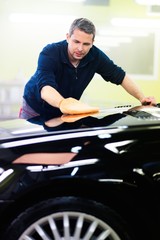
[72,61,80,67]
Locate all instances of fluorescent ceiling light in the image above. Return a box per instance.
[9,13,76,24]
[135,0,160,5]
[111,18,160,28]
[49,0,84,2]
[99,29,149,37]
[96,36,132,47]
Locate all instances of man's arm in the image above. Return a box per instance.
[41,85,64,108]
[121,75,156,106]
[41,85,99,114]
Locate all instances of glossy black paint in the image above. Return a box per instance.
[0,105,160,239]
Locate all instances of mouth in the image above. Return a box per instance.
[75,52,83,58]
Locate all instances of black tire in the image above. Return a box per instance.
[2,197,134,240]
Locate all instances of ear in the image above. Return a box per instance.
[66,33,69,42]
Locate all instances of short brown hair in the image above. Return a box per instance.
[69,18,96,40]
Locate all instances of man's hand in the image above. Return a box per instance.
[59,97,99,115]
[141,96,157,106]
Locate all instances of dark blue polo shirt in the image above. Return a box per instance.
[23,40,125,115]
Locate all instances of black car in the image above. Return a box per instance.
[0,104,160,240]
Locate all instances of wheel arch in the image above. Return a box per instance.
[0,176,156,238]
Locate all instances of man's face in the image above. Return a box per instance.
[66,28,94,62]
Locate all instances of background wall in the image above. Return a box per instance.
[0,0,160,118]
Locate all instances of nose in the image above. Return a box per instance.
[77,43,83,51]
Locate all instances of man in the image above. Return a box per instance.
[19,18,156,119]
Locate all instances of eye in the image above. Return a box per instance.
[73,40,79,43]
[84,43,91,46]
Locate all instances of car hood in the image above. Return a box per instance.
[0,104,160,140]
